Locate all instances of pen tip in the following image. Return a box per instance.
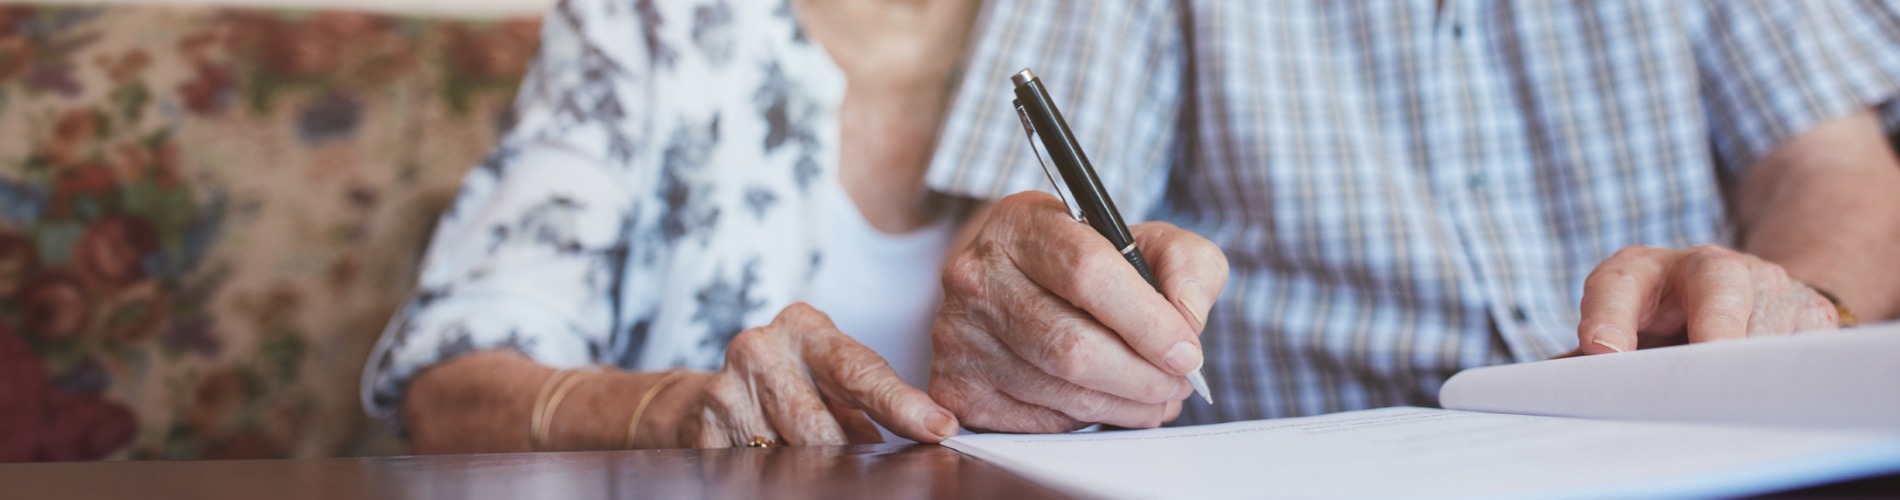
[1187,370,1213,405]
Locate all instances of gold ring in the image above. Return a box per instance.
[744,436,778,448]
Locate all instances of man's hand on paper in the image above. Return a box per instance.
[930,191,1229,433]
[1566,244,1839,357]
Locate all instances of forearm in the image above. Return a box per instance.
[1735,110,1900,322]
[401,350,708,454]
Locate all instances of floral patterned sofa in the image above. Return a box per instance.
[0,5,539,460]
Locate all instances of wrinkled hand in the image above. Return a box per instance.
[1569,245,1839,356]
[676,303,958,447]
[931,192,1229,433]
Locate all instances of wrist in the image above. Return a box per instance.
[633,372,712,449]
[1806,284,1859,327]
[1778,259,1897,324]
[541,370,704,451]
[541,370,622,451]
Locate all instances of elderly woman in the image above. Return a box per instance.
[361,0,980,451]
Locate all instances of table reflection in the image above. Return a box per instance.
[376,444,1066,500]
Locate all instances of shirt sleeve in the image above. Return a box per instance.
[925,0,1185,220]
[1697,0,1900,175]
[359,0,651,425]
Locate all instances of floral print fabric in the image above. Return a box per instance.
[360,0,847,429]
[0,5,536,460]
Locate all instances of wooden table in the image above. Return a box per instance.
[3,444,1896,499]
[1,445,1062,500]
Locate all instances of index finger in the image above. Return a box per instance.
[802,327,960,444]
[1132,222,1230,334]
[994,193,1205,378]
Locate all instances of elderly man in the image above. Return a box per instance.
[927,0,1900,432]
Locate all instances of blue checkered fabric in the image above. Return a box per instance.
[927,0,1900,425]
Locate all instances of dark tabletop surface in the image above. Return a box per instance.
[0,444,1061,500]
[2,443,1896,499]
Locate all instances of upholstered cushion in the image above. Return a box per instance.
[0,5,537,460]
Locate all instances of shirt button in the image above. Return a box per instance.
[1512,306,1529,323]
[1466,172,1488,190]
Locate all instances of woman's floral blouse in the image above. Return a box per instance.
[361,0,850,427]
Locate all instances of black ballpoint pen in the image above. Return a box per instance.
[1009,68,1213,405]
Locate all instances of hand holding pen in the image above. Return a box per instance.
[1010,68,1213,405]
[927,69,1230,434]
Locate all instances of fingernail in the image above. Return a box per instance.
[928,410,958,439]
[1587,325,1626,353]
[1163,341,1204,375]
[1591,338,1625,353]
[1178,280,1210,331]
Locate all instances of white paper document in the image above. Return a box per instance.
[1440,327,1900,431]
[944,407,1900,499]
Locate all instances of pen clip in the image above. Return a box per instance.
[1014,100,1085,223]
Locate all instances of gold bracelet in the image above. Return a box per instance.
[625,369,689,449]
[536,370,599,451]
[529,369,575,451]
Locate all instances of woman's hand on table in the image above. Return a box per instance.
[402,303,955,453]
[653,303,960,447]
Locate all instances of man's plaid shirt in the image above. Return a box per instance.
[925,0,1900,425]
